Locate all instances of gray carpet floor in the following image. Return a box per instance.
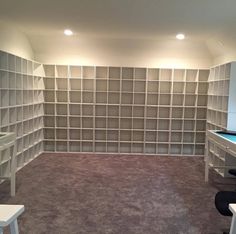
[0,153,234,234]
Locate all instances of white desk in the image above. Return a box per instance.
[0,205,24,234]
[205,130,236,182]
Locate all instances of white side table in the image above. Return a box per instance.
[0,205,24,234]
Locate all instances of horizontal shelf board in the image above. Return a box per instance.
[0,102,44,109]
[42,103,208,108]
[207,108,227,113]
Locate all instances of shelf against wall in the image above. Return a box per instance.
[0,51,44,170]
[206,62,235,131]
[41,65,209,155]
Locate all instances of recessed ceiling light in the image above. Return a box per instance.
[64,29,73,36]
[176,33,185,40]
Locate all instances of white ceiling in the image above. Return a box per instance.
[0,0,236,66]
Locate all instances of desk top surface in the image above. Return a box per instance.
[217,132,236,142]
[0,205,24,226]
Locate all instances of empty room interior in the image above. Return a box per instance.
[1,0,236,233]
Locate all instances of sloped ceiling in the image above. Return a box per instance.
[0,0,236,67]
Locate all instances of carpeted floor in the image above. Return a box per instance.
[0,153,234,234]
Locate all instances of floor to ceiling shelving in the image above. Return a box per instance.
[0,49,210,175]
[43,64,209,155]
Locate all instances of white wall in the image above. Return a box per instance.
[206,36,236,67]
[0,22,34,60]
[0,22,215,69]
[32,35,213,69]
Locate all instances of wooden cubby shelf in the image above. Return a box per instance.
[42,65,209,155]
[206,62,236,177]
[0,50,210,159]
[0,51,44,171]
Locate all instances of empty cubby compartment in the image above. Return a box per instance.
[134,80,146,92]
[157,144,169,154]
[109,67,120,79]
[120,143,131,153]
[95,130,106,141]
[56,66,68,78]
[82,66,94,78]
[147,94,158,105]
[96,92,107,103]
[56,141,68,152]
[160,69,172,81]
[108,93,120,104]
[95,142,106,152]
[120,118,132,129]
[173,70,185,81]
[120,130,132,141]
[69,129,80,140]
[122,68,134,80]
[147,81,159,93]
[186,70,198,81]
[69,141,81,152]
[70,91,81,103]
[69,66,81,78]
[107,143,118,153]
[132,130,144,142]
[96,66,108,79]
[134,68,146,80]
[145,131,157,142]
[82,92,94,103]
[107,130,119,141]
[146,119,157,130]
[83,79,94,91]
[70,79,82,91]
[147,68,159,81]
[69,104,80,115]
[132,143,144,153]
[95,117,106,129]
[108,80,120,92]
[82,105,93,116]
[108,106,119,116]
[121,106,132,117]
[69,117,80,128]
[96,80,107,92]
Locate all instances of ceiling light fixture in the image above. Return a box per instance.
[64,29,73,36]
[176,33,185,40]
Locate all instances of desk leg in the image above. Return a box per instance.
[230,215,236,234]
[10,219,19,234]
[205,140,209,182]
[11,172,16,197]
[10,144,16,197]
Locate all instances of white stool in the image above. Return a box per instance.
[0,205,24,234]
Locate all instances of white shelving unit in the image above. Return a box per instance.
[207,63,232,131]
[206,62,236,177]
[0,50,210,159]
[0,51,44,171]
[43,65,209,155]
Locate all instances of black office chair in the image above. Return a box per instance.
[215,169,236,234]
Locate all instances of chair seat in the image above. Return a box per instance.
[215,191,236,216]
[228,169,236,177]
